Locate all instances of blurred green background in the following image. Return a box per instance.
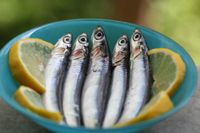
[0,0,199,64]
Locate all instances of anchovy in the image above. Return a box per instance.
[103,35,129,128]
[62,33,89,127]
[118,29,150,123]
[43,33,72,112]
[82,26,111,128]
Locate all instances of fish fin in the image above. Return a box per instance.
[53,47,66,55]
[63,48,70,55]
[133,47,142,59]
[113,53,123,66]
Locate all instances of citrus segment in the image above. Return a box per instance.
[114,91,174,128]
[148,48,186,96]
[9,38,54,94]
[15,85,62,122]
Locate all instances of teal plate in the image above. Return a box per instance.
[0,19,197,133]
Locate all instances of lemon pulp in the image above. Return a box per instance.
[9,38,54,94]
[15,85,62,122]
[148,48,186,96]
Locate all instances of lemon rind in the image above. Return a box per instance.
[148,48,186,96]
[9,38,54,94]
[113,91,174,128]
[15,85,62,122]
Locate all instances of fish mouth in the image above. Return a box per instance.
[81,33,87,36]
[66,33,72,38]
[134,29,141,34]
[122,35,128,40]
[96,26,103,31]
[113,51,125,66]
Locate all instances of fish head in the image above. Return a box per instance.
[92,26,105,45]
[130,29,148,59]
[115,35,129,54]
[53,33,72,55]
[112,35,129,66]
[91,26,108,58]
[71,33,89,59]
[77,33,89,48]
[56,33,72,48]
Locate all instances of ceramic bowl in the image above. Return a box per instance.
[0,19,197,133]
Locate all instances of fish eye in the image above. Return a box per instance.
[95,31,104,40]
[119,39,126,46]
[78,36,87,44]
[63,36,71,43]
[133,32,141,41]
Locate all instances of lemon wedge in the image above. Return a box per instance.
[15,85,62,122]
[148,48,186,96]
[9,38,54,94]
[114,91,174,128]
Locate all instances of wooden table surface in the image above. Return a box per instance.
[0,69,199,133]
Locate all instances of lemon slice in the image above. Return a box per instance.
[9,38,54,94]
[15,85,62,122]
[114,91,174,128]
[148,48,186,96]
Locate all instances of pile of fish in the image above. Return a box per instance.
[43,26,151,128]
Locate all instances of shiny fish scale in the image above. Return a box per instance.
[43,34,72,113]
[63,33,89,127]
[82,27,111,128]
[103,35,129,128]
[82,57,110,128]
[103,64,128,127]
[63,58,88,126]
[44,56,66,112]
[119,29,150,123]
[120,58,149,122]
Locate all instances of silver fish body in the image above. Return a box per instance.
[43,34,72,112]
[62,33,89,127]
[82,27,111,128]
[103,35,129,128]
[119,29,150,123]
